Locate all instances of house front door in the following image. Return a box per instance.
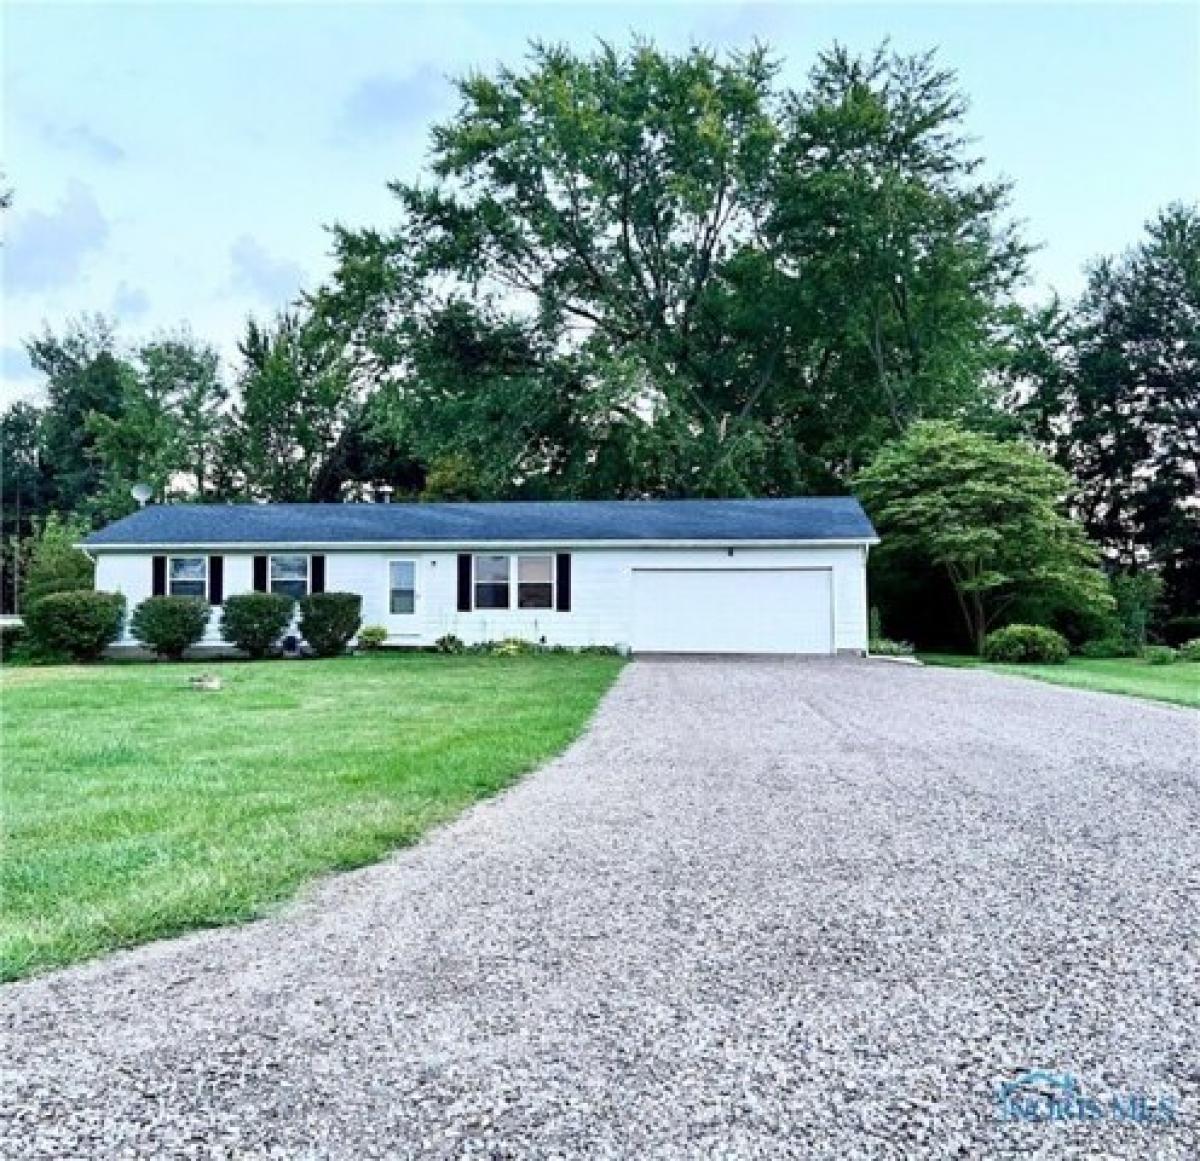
[386,559,420,642]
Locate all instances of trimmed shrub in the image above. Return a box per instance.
[298,592,362,658]
[982,624,1069,664]
[357,625,388,652]
[23,591,125,661]
[1179,639,1200,663]
[1142,645,1177,665]
[220,593,294,659]
[130,596,211,660]
[1077,637,1134,659]
[1163,616,1200,647]
[434,634,465,654]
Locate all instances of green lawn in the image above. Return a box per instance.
[1,653,623,981]
[920,653,1198,708]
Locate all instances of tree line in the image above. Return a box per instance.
[2,41,1196,643]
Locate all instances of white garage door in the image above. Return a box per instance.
[631,568,834,654]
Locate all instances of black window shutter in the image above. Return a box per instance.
[152,555,166,597]
[456,554,472,611]
[209,556,224,605]
[310,554,326,594]
[556,553,572,612]
[253,555,268,592]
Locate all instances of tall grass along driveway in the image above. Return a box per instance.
[1,654,622,981]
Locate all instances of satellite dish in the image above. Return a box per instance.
[130,483,153,507]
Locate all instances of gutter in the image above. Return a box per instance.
[78,537,881,552]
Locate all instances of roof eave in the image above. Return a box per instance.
[80,536,880,552]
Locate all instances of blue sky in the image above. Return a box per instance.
[3,2,1197,404]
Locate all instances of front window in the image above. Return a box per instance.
[389,560,415,614]
[270,554,309,600]
[169,556,207,598]
[517,554,553,609]
[474,555,510,609]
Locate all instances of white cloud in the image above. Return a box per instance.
[3,180,110,293]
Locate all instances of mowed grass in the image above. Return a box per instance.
[921,654,1198,708]
[1,654,623,981]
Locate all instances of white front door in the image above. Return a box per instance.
[631,568,834,654]
[386,559,419,641]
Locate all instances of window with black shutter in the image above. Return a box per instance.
[208,556,224,605]
[555,553,572,612]
[456,554,472,611]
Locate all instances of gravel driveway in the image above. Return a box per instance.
[2,659,1197,1159]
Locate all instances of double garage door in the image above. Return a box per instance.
[631,568,834,655]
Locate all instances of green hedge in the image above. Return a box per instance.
[982,624,1069,664]
[131,596,211,660]
[298,592,362,658]
[219,593,294,659]
[23,591,126,661]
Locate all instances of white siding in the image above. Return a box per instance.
[95,544,870,653]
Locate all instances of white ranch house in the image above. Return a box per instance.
[82,498,879,655]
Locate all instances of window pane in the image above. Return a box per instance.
[169,557,206,598]
[271,579,307,600]
[170,557,206,581]
[517,555,552,584]
[271,555,308,581]
[475,582,510,609]
[390,561,415,615]
[518,583,552,609]
[516,555,553,608]
[475,555,509,584]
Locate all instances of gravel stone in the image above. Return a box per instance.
[2,658,1196,1158]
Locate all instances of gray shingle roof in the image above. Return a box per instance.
[83,498,877,548]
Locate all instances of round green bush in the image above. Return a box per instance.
[130,596,211,660]
[1180,639,1200,663]
[434,633,465,654]
[1141,645,1177,666]
[982,624,1069,664]
[298,592,362,658]
[356,625,388,652]
[219,593,294,659]
[23,591,126,661]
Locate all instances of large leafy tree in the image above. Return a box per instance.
[855,422,1110,653]
[222,313,353,501]
[317,40,1026,498]
[26,316,133,516]
[1009,204,1200,614]
[141,335,227,499]
[87,333,229,517]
